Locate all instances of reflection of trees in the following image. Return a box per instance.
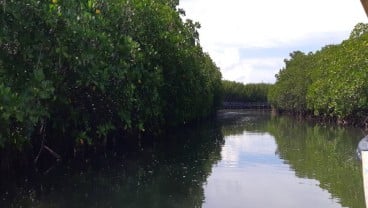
[218,110,270,136]
[0,121,224,208]
[217,110,364,208]
[3,110,364,208]
[267,116,364,208]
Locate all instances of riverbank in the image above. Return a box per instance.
[0,110,221,177]
[222,101,271,109]
[271,108,368,131]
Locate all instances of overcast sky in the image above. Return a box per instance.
[179,0,367,84]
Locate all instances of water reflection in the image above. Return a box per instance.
[268,116,364,208]
[220,133,280,168]
[0,121,224,208]
[0,110,364,208]
[204,110,364,208]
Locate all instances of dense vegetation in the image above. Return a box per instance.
[268,23,368,124]
[0,0,222,149]
[222,80,271,103]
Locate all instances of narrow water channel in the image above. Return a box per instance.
[0,110,365,207]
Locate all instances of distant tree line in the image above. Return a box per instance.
[222,80,271,103]
[268,23,368,124]
[0,0,222,149]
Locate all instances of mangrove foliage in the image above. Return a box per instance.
[222,80,271,103]
[268,23,368,124]
[0,0,222,150]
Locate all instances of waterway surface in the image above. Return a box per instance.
[0,110,365,207]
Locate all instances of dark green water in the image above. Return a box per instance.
[0,110,365,207]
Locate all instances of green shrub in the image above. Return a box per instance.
[0,0,222,148]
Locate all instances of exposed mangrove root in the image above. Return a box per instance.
[43,145,62,162]
[34,122,62,164]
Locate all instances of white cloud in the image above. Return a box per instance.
[211,47,240,70]
[208,45,283,83]
[222,57,283,83]
[180,0,367,83]
[221,132,277,166]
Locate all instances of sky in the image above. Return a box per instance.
[179,0,367,84]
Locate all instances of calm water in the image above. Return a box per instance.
[0,110,365,207]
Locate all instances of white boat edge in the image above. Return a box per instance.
[362,151,368,208]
